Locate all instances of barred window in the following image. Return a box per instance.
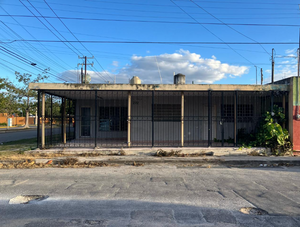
[99,107,127,131]
[223,104,253,122]
[153,104,181,121]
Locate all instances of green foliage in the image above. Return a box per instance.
[240,105,292,156]
[0,123,7,126]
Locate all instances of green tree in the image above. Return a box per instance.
[0,92,19,129]
[4,69,49,128]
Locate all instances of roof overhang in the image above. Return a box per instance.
[29,83,289,92]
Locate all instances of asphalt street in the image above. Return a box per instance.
[0,127,62,143]
[0,165,299,226]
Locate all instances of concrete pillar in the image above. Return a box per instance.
[41,92,45,149]
[63,98,66,144]
[181,91,184,147]
[127,91,131,147]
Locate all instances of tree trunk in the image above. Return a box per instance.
[24,96,30,128]
[24,110,30,128]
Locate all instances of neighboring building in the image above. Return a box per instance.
[29,74,295,150]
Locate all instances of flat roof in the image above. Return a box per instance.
[29,83,289,92]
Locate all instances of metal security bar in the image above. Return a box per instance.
[184,92,209,147]
[37,90,287,149]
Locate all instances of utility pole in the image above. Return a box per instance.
[271,48,275,84]
[261,68,263,85]
[78,56,94,84]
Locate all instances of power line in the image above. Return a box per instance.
[2,40,299,45]
[190,0,271,56]
[43,0,111,82]
[0,48,69,82]
[0,6,79,77]
[27,1,300,11]
[3,3,300,16]
[2,15,300,27]
[171,0,256,67]
[21,0,82,56]
[0,22,69,78]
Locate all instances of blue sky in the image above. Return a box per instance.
[0,0,299,85]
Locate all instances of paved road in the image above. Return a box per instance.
[0,127,64,143]
[0,128,37,143]
[0,165,299,226]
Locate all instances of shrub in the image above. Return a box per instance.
[244,106,292,156]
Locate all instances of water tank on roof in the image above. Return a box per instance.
[174,73,186,85]
[130,76,141,85]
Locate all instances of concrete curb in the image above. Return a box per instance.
[32,156,300,167]
[27,147,270,156]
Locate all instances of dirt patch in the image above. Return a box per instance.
[0,159,112,169]
[155,149,213,157]
[9,195,48,204]
[240,207,268,215]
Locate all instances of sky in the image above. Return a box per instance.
[0,0,299,85]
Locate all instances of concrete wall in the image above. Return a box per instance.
[0,116,35,126]
[75,99,127,140]
[75,91,276,147]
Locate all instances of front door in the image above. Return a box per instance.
[81,107,91,137]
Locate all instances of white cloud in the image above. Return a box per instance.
[59,50,249,84]
[264,57,298,82]
[112,61,119,67]
[285,48,296,55]
[117,49,249,84]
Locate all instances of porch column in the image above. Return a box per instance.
[208,90,212,147]
[127,91,131,147]
[181,91,184,147]
[37,91,40,148]
[63,98,66,144]
[50,95,53,146]
[41,91,45,149]
[234,91,238,146]
[95,91,98,148]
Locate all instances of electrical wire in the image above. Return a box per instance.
[3,40,298,45]
[43,0,111,82]
[22,0,82,56]
[190,0,271,56]
[2,15,300,27]
[0,6,78,73]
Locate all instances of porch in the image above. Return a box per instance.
[32,83,289,149]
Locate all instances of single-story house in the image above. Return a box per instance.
[29,75,300,151]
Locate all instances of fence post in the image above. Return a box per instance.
[234,91,238,146]
[181,91,184,147]
[152,91,154,147]
[37,90,40,148]
[208,90,212,147]
[95,91,98,148]
[50,95,53,145]
[41,91,45,149]
[63,98,66,144]
[127,91,131,148]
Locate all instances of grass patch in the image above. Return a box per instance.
[0,138,37,157]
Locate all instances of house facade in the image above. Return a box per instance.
[29,77,297,150]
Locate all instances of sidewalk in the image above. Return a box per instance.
[31,153,300,168]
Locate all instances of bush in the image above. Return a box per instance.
[242,106,292,156]
[0,123,7,126]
